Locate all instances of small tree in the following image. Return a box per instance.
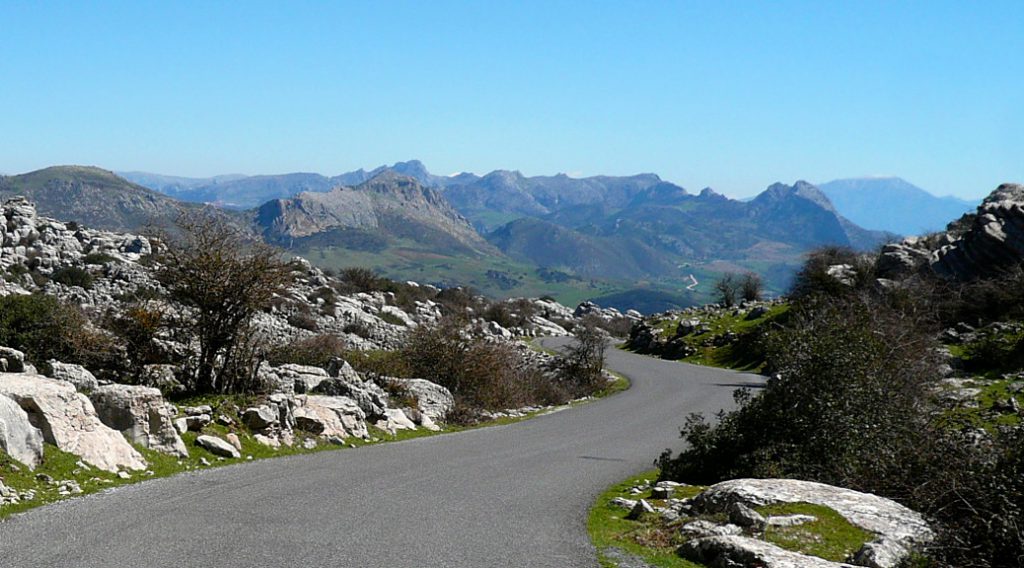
[556,317,609,395]
[714,273,739,307]
[739,272,763,302]
[156,212,292,393]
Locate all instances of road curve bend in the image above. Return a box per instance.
[0,338,764,568]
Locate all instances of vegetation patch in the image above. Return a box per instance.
[588,470,705,568]
[756,502,873,562]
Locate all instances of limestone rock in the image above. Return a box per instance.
[46,361,99,392]
[690,478,932,565]
[196,435,240,458]
[625,498,656,520]
[293,395,368,439]
[0,394,44,469]
[0,373,146,472]
[679,535,854,568]
[386,378,454,423]
[374,408,417,434]
[89,384,188,457]
[0,347,27,373]
[242,406,278,430]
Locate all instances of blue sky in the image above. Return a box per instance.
[1,1,1021,199]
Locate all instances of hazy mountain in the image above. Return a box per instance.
[126,160,473,210]
[442,170,675,231]
[0,166,204,232]
[117,171,247,200]
[255,171,494,256]
[819,177,978,236]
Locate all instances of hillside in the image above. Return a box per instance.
[819,177,977,236]
[0,166,199,232]
[255,171,492,255]
[487,179,888,292]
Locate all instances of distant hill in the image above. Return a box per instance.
[124,160,471,210]
[0,166,204,232]
[819,177,978,236]
[254,171,494,257]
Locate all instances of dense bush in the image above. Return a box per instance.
[788,246,876,300]
[50,266,94,289]
[658,295,938,491]
[0,294,120,371]
[266,334,347,368]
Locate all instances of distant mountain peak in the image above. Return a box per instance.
[758,180,836,212]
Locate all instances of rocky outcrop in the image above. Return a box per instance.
[689,479,932,568]
[0,374,146,472]
[0,394,44,469]
[0,347,27,373]
[89,384,188,458]
[876,183,1024,281]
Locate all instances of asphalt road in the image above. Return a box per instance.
[0,338,764,568]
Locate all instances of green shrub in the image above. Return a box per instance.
[0,294,118,369]
[50,266,94,289]
[266,334,347,368]
[658,295,938,492]
[83,252,116,265]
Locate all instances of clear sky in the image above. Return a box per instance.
[1,1,1021,199]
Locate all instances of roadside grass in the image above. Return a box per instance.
[756,502,874,562]
[589,469,705,568]
[2,359,632,520]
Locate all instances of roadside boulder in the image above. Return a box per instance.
[690,478,932,567]
[89,384,188,458]
[375,408,417,434]
[0,394,44,469]
[386,378,454,424]
[196,435,240,458]
[0,373,146,472]
[242,405,278,430]
[293,395,368,439]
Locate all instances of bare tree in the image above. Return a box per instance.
[740,272,763,302]
[714,273,739,307]
[155,211,292,393]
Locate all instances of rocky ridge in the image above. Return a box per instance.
[877,183,1024,281]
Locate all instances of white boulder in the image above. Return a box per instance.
[0,373,146,472]
[89,384,188,458]
[0,394,44,469]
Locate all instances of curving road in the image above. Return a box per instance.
[0,338,764,568]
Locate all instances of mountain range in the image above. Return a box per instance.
[818,177,978,235]
[3,162,940,311]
